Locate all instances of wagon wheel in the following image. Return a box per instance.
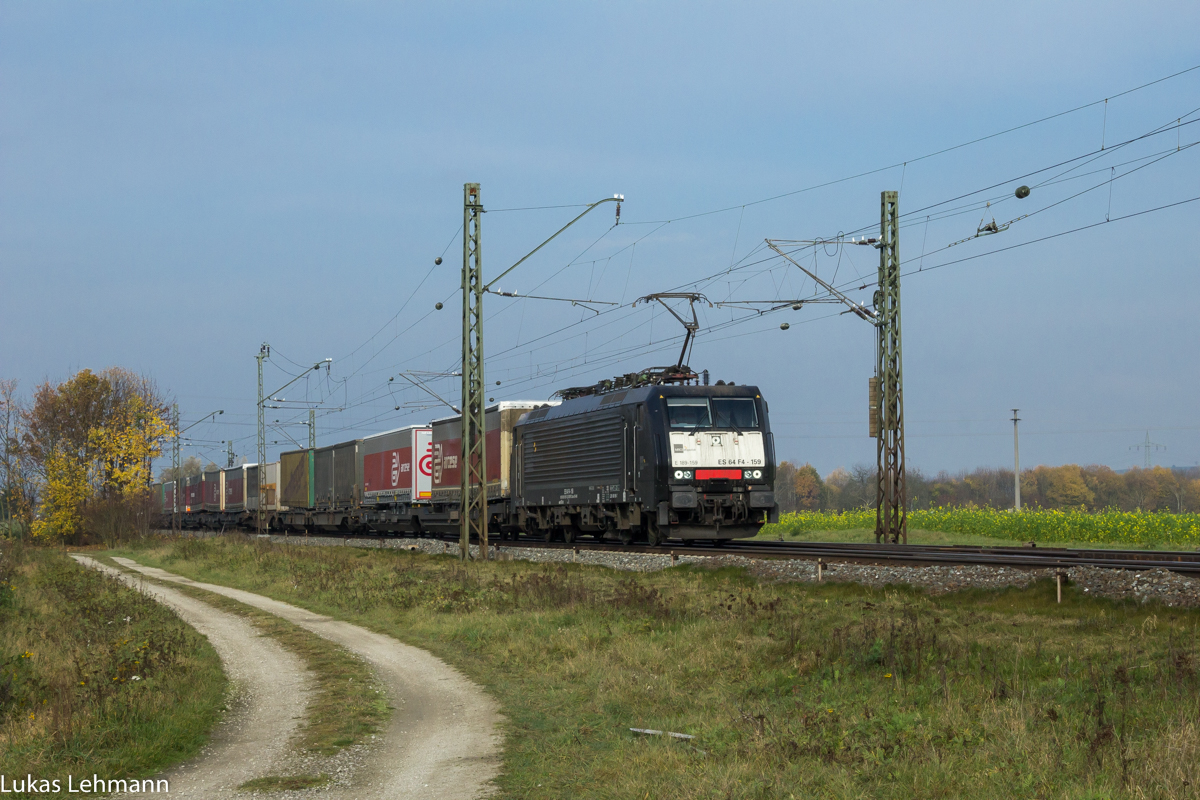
[646,524,664,547]
[542,526,556,543]
[619,527,634,546]
[562,526,577,544]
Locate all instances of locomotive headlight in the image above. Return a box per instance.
[753,469,762,479]
[674,470,684,480]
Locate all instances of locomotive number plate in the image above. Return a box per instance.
[668,431,765,468]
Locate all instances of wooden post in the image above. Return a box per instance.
[817,558,824,582]
[1056,572,1063,604]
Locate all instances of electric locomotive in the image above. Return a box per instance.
[511,381,777,544]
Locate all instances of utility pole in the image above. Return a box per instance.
[461,183,487,561]
[257,343,269,536]
[1012,409,1021,511]
[874,191,906,544]
[171,403,180,533]
[308,408,316,449]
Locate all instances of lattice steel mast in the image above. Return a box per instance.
[257,343,269,536]
[456,185,623,561]
[874,191,906,544]
[171,403,180,533]
[461,183,487,561]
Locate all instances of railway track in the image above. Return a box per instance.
[265,530,1200,578]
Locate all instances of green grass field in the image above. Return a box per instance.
[0,542,227,794]
[761,509,1200,550]
[111,535,1200,800]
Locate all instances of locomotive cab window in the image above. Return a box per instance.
[666,397,711,429]
[711,398,758,430]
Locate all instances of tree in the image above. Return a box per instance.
[89,393,172,498]
[774,461,798,512]
[823,467,850,511]
[1,379,35,536]
[30,447,90,541]
[21,368,170,543]
[793,464,824,510]
[21,369,112,482]
[159,455,202,482]
[1040,465,1095,509]
[847,464,876,509]
[1124,467,1158,511]
[1082,465,1125,509]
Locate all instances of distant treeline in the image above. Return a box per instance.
[775,462,1200,514]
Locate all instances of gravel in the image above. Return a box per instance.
[114,557,503,800]
[264,534,1200,608]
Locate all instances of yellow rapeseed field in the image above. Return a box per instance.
[773,507,1200,548]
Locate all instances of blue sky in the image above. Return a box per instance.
[2,1,1198,476]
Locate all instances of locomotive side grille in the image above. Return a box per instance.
[523,414,625,491]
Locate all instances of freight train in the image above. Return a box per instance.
[152,380,779,544]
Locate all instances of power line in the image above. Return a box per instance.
[619,65,1200,226]
[276,69,1200,439]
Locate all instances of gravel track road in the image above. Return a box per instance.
[108,556,502,800]
[70,555,315,798]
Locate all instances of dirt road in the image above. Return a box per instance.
[70,555,315,798]
[105,556,502,799]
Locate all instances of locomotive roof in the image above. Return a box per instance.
[518,383,761,425]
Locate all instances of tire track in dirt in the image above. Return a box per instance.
[109,556,503,800]
[70,555,314,798]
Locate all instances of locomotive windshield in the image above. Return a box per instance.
[666,397,710,429]
[666,396,759,430]
[711,397,758,430]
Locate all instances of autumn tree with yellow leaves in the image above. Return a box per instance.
[18,368,172,544]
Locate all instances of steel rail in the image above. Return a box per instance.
[269,530,1200,577]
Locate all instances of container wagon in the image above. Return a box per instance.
[359,425,433,534]
[428,401,551,536]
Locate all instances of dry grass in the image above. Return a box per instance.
[92,554,389,755]
[112,535,1200,800]
[0,540,226,792]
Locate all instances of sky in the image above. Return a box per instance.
[2,1,1198,478]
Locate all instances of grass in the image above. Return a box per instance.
[238,773,330,791]
[112,534,1200,800]
[91,552,389,755]
[762,509,1200,550]
[0,540,227,796]
[752,526,1188,550]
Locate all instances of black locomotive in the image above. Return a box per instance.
[512,383,777,544]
